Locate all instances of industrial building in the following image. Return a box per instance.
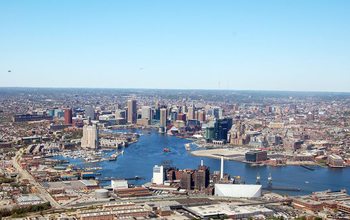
[184,203,273,219]
[214,184,262,198]
[111,180,128,189]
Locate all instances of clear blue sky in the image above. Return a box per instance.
[1,0,349,92]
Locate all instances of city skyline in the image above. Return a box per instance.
[1,0,350,92]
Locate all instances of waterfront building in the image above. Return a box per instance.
[245,150,268,163]
[327,154,345,168]
[229,121,250,145]
[127,99,137,124]
[214,118,233,142]
[64,108,73,125]
[81,124,99,149]
[137,118,151,126]
[152,165,165,185]
[214,184,262,198]
[159,108,167,133]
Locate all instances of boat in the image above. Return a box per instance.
[109,157,117,161]
[163,148,171,152]
[185,143,191,151]
[108,153,119,161]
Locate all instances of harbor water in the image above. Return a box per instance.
[55,129,350,196]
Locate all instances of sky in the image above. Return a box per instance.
[0,0,350,92]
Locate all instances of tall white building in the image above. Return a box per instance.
[81,124,99,149]
[152,165,164,185]
[142,106,152,120]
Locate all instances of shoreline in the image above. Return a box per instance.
[190,148,328,168]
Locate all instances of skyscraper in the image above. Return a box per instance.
[197,110,206,122]
[141,106,152,120]
[187,106,195,120]
[81,124,99,149]
[127,99,137,124]
[214,118,233,141]
[159,108,167,133]
[64,108,73,125]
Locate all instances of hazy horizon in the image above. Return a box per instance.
[1,86,350,94]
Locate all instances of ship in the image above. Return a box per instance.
[185,143,191,151]
[163,147,171,152]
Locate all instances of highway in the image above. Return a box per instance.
[12,149,62,209]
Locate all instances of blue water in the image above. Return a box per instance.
[55,129,350,196]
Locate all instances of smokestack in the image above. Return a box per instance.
[201,160,203,166]
[220,156,224,179]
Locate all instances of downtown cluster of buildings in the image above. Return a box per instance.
[1,88,350,219]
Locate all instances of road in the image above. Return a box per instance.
[12,149,62,209]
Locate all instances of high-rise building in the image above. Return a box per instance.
[214,118,233,141]
[64,108,73,125]
[127,99,137,124]
[197,110,206,122]
[81,124,99,149]
[141,106,152,120]
[159,108,167,133]
[152,165,164,185]
[187,106,195,120]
